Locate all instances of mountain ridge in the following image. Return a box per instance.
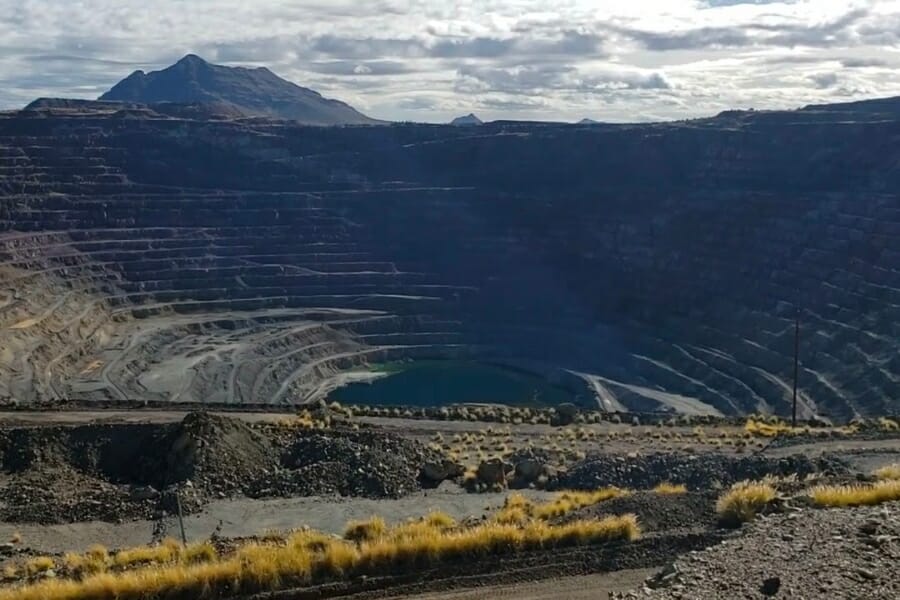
[99,54,380,126]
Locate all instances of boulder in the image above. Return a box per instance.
[477,458,510,486]
[760,576,781,596]
[514,458,545,482]
[421,459,465,482]
[129,485,160,501]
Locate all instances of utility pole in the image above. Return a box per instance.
[175,491,188,545]
[791,309,800,428]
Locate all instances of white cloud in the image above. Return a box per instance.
[0,0,898,122]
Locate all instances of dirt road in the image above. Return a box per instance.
[375,570,656,599]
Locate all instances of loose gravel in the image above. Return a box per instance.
[615,503,900,600]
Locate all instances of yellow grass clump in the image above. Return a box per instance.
[493,489,627,523]
[421,511,457,530]
[533,489,627,520]
[0,515,639,600]
[24,556,55,576]
[715,481,777,526]
[874,464,900,481]
[743,418,801,438]
[343,517,388,542]
[112,538,217,569]
[808,479,900,508]
[653,482,688,495]
[63,545,110,577]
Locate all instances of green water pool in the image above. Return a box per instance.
[327,360,575,407]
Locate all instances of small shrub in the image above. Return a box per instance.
[9,532,21,545]
[809,480,900,508]
[653,482,687,495]
[715,481,776,527]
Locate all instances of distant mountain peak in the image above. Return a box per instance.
[578,118,601,125]
[177,53,207,65]
[450,113,483,127]
[99,54,381,126]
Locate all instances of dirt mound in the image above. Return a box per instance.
[0,423,165,523]
[558,452,849,491]
[565,491,717,533]
[0,414,443,524]
[249,429,443,499]
[160,412,279,495]
[0,464,151,524]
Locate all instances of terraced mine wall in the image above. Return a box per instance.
[1,104,899,418]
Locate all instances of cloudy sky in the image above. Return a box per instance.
[1,0,899,122]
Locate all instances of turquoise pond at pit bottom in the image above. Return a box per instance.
[327,361,575,408]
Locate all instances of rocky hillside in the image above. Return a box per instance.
[0,97,898,418]
[99,54,379,126]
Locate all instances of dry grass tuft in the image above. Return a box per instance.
[343,517,388,542]
[715,481,776,527]
[808,480,900,508]
[743,418,801,438]
[532,488,627,520]
[9,532,22,545]
[24,556,55,576]
[63,544,111,577]
[492,489,627,523]
[874,464,900,481]
[0,515,639,600]
[421,511,456,530]
[112,539,217,569]
[653,482,688,495]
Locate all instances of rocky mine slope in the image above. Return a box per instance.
[1,97,899,417]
